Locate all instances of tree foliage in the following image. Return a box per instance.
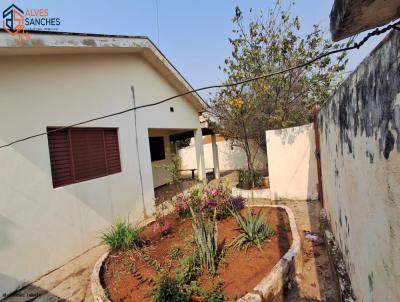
[211,1,348,187]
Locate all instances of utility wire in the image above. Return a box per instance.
[0,20,399,150]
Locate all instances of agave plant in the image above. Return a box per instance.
[189,205,219,274]
[229,210,275,251]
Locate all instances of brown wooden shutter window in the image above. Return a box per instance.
[47,127,121,188]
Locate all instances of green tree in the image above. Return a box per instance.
[212,1,348,188]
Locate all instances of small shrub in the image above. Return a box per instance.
[204,291,225,302]
[238,169,263,188]
[153,202,171,237]
[175,193,191,218]
[175,181,234,221]
[190,206,219,274]
[253,171,262,187]
[198,182,234,220]
[237,169,247,186]
[229,195,245,212]
[176,253,200,285]
[102,220,143,251]
[169,245,181,260]
[203,279,225,302]
[151,273,191,302]
[229,210,275,251]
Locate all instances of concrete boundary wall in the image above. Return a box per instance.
[318,30,400,302]
[266,124,318,201]
[179,138,267,172]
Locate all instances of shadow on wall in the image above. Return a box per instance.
[0,138,119,224]
[0,215,16,251]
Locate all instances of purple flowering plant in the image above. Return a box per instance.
[174,181,245,220]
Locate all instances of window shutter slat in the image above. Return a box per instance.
[47,129,74,188]
[70,129,107,181]
[104,129,121,174]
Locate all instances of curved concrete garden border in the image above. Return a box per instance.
[91,204,300,302]
[232,186,271,199]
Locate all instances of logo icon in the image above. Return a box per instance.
[2,4,29,41]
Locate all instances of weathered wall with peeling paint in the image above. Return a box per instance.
[266,124,318,201]
[318,30,400,302]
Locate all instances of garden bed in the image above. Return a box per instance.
[99,206,292,301]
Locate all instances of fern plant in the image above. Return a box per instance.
[229,210,275,251]
[189,206,219,275]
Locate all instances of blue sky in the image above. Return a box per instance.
[5,0,383,100]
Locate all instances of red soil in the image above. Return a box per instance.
[102,207,292,301]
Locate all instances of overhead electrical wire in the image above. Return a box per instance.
[0,20,399,150]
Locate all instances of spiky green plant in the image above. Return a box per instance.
[189,206,219,274]
[101,220,144,251]
[229,210,275,251]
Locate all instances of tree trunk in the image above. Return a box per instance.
[242,121,255,189]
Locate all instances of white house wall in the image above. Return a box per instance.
[266,124,318,201]
[179,139,267,172]
[0,53,202,296]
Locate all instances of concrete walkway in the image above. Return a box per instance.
[4,245,108,302]
[248,199,340,302]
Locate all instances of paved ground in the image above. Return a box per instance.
[4,245,107,302]
[247,199,340,302]
[5,173,339,302]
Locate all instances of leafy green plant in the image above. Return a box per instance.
[253,171,262,187]
[229,210,275,251]
[190,206,219,274]
[204,290,225,302]
[102,220,144,251]
[238,169,262,188]
[176,253,200,285]
[203,279,225,302]
[169,245,181,260]
[163,153,182,188]
[151,273,191,302]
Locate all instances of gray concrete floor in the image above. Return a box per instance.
[247,199,340,302]
[4,245,108,302]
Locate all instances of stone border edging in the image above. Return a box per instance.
[232,186,271,199]
[91,204,300,302]
[91,251,111,302]
[238,204,301,302]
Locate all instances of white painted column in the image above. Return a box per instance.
[211,134,220,179]
[194,128,206,182]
